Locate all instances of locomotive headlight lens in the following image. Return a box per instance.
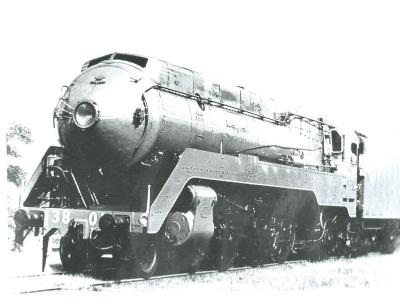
[73,100,99,129]
[29,210,44,227]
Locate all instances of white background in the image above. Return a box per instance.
[2,0,400,300]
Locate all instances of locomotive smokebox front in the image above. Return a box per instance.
[55,61,148,168]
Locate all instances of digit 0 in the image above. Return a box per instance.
[89,212,98,226]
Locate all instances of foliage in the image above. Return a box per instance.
[7,144,19,158]
[6,122,32,187]
[6,123,32,144]
[7,165,26,187]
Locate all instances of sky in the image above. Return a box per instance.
[2,0,400,174]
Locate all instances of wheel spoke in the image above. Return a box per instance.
[257,216,295,263]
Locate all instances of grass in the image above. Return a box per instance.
[96,252,400,292]
[7,233,400,294]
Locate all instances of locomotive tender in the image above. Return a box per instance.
[13,52,400,277]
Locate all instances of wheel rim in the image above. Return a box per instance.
[138,241,158,273]
[134,237,160,277]
[60,236,73,266]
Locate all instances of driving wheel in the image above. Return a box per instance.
[266,217,296,263]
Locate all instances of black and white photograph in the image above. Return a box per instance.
[2,0,400,302]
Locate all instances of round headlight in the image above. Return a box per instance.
[73,100,99,129]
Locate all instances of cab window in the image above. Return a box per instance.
[331,130,343,153]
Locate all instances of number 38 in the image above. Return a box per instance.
[51,210,71,224]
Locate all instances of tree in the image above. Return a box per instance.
[6,122,32,187]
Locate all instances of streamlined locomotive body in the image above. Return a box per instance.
[13,53,400,277]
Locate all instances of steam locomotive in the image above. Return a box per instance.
[13,52,400,277]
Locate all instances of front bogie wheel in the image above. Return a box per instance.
[59,233,88,273]
[133,235,160,279]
